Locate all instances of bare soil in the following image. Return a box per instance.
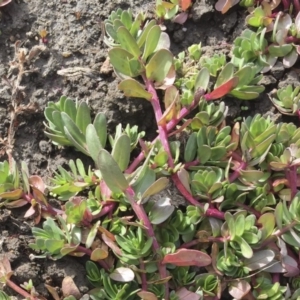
[0,0,298,299]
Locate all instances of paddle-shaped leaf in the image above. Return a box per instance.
[112,134,131,171]
[109,47,133,76]
[145,49,173,83]
[96,149,129,193]
[86,124,103,163]
[143,25,161,60]
[162,249,211,267]
[205,77,239,100]
[117,26,141,58]
[118,79,152,100]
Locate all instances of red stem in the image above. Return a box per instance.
[229,161,247,183]
[126,89,204,174]
[6,279,37,300]
[139,259,148,291]
[93,202,117,219]
[125,187,168,298]
[293,0,300,13]
[22,193,63,215]
[172,173,225,219]
[286,166,298,200]
[281,0,290,10]
[184,160,200,169]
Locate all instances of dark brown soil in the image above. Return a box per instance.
[0,0,298,299]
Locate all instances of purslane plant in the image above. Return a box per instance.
[232,11,300,71]
[3,6,300,300]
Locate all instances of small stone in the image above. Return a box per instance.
[270,61,284,80]
[278,70,299,89]
[26,31,34,38]
[192,0,214,22]
[100,57,113,75]
[173,29,185,43]
[39,140,52,154]
[259,75,276,86]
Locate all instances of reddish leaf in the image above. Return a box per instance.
[0,188,23,200]
[229,280,251,299]
[4,199,27,208]
[62,276,81,299]
[98,226,116,241]
[102,233,122,256]
[180,0,192,11]
[162,249,211,267]
[29,175,45,193]
[91,248,109,261]
[45,284,60,300]
[32,186,48,205]
[0,0,12,7]
[205,77,239,101]
[173,12,189,24]
[176,287,201,300]
[99,180,112,200]
[273,178,289,187]
[137,291,158,300]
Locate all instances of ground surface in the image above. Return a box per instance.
[0,0,298,299]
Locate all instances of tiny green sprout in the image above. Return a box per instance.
[241,105,249,110]
[231,29,269,71]
[245,2,273,27]
[269,85,300,117]
[188,43,202,61]
[200,53,226,76]
[194,273,220,297]
[252,275,287,299]
[155,0,179,21]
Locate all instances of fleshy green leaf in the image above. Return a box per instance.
[118,79,152,100]
[145,49,173,83]
[96,149,129,193]
[112,134,131,171]
[117,26,141,58]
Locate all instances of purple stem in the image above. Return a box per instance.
[184,159,200,169]
[139,259,147,291]
[236,203,261,218]
[172,174,225,219]
[143,77,175,167]
[286,166,298,200]
[281,0,290,10]
[285,36,300,44]
[272,273,280,283]
[125,187,169,299]
[229,161,247,183]
[22,193,64,216]
[6,279,37,300]
[93,202,117,219]
[293,0,300,13]
[76,245,109,270]
[126,89,205,174]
